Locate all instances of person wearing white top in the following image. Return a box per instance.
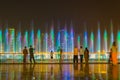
[79,46,84,63]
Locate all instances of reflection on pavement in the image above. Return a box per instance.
[0,64,119,80]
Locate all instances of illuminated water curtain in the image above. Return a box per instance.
[97,23,101,52]
[0,23,120,54]
[104,29,108,52]
[117,30,120,52]
[90,32,94,53]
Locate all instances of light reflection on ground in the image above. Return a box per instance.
[0,64,119,80]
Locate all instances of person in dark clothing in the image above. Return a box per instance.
[108,48,112,63]
[59,48,63,63]
[23,46,28,63]
[50,50,54,59]
[29,45,36,63]
[84,47,89,64]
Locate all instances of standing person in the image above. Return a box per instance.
[29,45,36,63]
[50,50,54,62]
[23,46,28,63]
[60,48,63,63]
[111,41,118,65]
[79,46,84,63]
[73,46,78,63]
[108,48,112,63]
[84,47,89,64]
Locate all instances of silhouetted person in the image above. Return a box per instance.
[111,41,118,65]
[84,47,89,64]
[23,46,28,63]
[50,50,54,62]
[73,46,78,63]
[79,46,84,63]
[108,48,112,63]
[29,45,36,63]
[60,48,63,63]
[50,50,54,59]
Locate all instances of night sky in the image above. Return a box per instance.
[0,0,120,34]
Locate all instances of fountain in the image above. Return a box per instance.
[0,20,120,63]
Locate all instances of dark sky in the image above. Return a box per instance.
[0,0,120,34]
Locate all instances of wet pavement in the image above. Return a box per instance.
[0,64,120,80]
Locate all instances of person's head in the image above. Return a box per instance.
[85,47,88,50]
[113,41,116,46]
[74,45,77,48]
[80,46,82,48]
[51,50,53,52]
[30,45,32,48]
[24,46,27,49]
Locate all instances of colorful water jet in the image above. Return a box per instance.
[104,29,108,52]
[90,32,94,53]
[0,21,120,56]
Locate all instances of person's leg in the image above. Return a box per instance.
[80,55,82,63]
[30,56,32,63]
[73,55,75,63]
[76,56,78,63]
[75,55,77,63]
[23,55,25,63]
[80,55,81,63]
[81,55,83,63]
[33,55,36,63]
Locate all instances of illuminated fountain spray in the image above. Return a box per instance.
[64,25,68,52]
[110,20,114,48]
[36,29,41,53]
[23,31,28,48]
[16,23,21,52]
[90,32,94,53]
[29,21,34,47]
[0,30,2,52]
[56,31,60,51]
[43,33,48,52]
[117,30,120,52]
[83,23,88,48]
[70,22,74,52]
[97,22,101,52]
[9,28,15,52]
[16,31,21,52]
[4,28,9,52]
[84,31,88,48]
[77,36,80,49]
[50,24,54,51]
[104,29,108,52]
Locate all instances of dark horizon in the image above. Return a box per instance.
[0,0,119,34]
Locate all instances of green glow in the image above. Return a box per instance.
[9,29,15,52]
[90,32,94,52]
[110,20,114,47]
[0,30,2,52]
[104,29,107,51]
[37,30,41,52]
[97,22,101,52]
[117,30,120,52]
[24,31,28,47]
[50,27,54,51]
[77,36,80,49]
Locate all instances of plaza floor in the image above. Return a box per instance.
[0,63,120,80]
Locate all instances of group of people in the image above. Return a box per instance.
[73,46,89,63]
[23,41,118,65]
[23,45,36,63]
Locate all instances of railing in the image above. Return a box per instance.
[0,52,120,63]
